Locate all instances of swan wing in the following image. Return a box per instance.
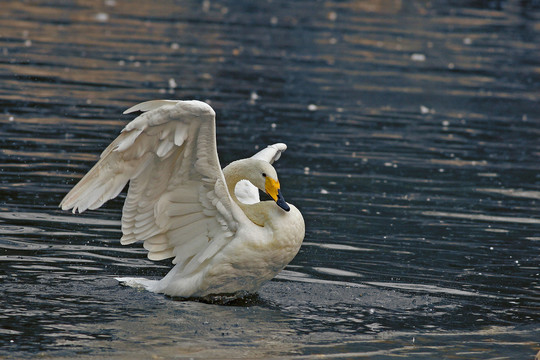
[60,100,241,271]
[251,143,287,164]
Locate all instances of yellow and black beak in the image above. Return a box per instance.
[265,177,290,212]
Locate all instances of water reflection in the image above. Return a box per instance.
[1,0,540,358]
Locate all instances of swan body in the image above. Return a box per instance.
[60,100,305,298]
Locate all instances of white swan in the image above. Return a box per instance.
[60,100,305,299]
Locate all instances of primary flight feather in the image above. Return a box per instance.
[60,100,305,298]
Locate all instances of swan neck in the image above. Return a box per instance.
[223,160,248,204]
[223,160,270,226]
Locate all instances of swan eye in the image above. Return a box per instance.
[262,173,267,178]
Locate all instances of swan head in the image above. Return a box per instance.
[232,159,290,212]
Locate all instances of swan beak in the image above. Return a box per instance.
[265,177,290,212]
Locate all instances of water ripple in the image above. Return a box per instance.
[421,211,540,225]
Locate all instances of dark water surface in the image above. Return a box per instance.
[1,0,539,358]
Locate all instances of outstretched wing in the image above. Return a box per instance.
[251,143,287,164]
[60,100,242,271]
[234,143,288,205]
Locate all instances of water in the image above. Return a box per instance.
[1,0,539,358]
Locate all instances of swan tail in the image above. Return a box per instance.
[115,277,160,292]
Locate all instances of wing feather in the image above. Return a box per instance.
[147,249,175,261]
[60,100,241,276]
[251,143,287,164]
[123,99,178,114]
